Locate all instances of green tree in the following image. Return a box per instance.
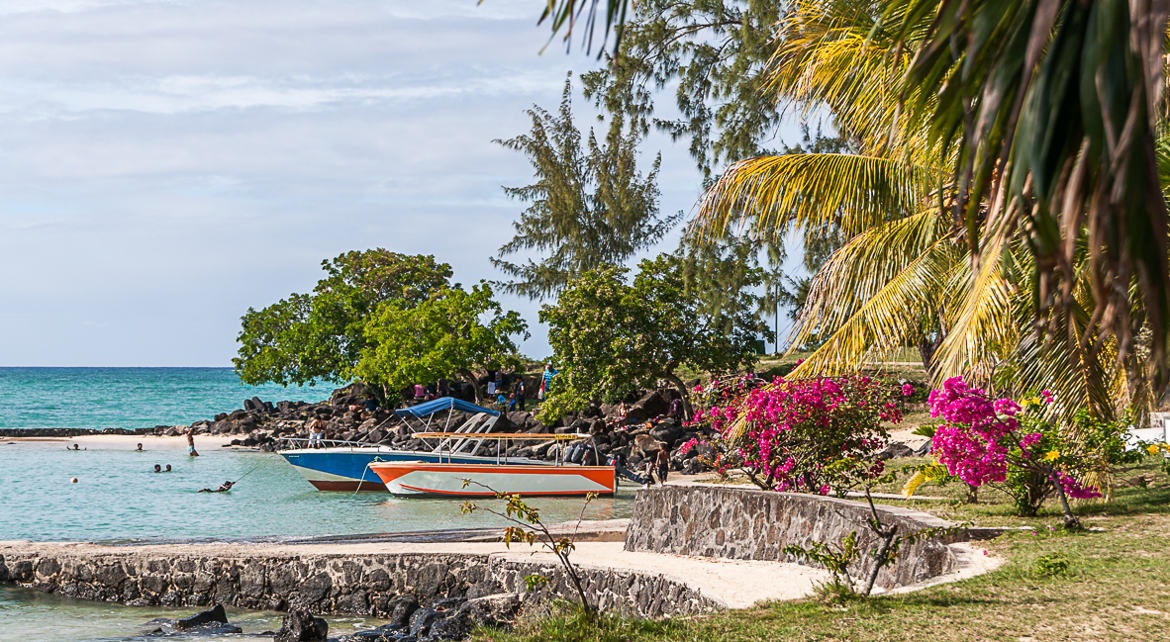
[539,254,768,422]
[234,249,453,386]
[354,284,529,402]
[492,75,678,300]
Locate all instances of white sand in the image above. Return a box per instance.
[3,433,247,451]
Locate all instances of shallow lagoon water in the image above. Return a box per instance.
[0,441,632,541]
[1,442,632,639]
[0,584,386,642]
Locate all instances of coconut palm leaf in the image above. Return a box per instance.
[890,0,1170,390]
[796,209,951,333]
[789,235,958,377]
[696,153,933,241]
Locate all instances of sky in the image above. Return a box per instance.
[0,0,802,366]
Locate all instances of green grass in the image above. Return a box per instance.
[473,457,1170,641]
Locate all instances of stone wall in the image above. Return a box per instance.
[0,549,717,619]
[624,484,965,589]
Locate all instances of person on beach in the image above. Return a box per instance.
[412,383,426,403]
[655,444,670,485]
[153,464,161,473]
[186,428,199,457]
[198,480,234,493]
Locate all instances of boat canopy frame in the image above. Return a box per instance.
[278,396,502,456]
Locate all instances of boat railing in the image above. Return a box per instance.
[278,437,387,451]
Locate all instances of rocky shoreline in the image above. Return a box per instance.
[3,384,713,476]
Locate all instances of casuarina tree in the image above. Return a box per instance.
[492,75,678,300]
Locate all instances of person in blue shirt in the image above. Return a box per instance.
[540,364,558,399]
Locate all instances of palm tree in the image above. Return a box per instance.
[695,0,1158,420]
[889,0,1170,393]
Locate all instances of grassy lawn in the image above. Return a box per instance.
[473,456,1170,641]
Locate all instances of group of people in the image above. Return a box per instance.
[494,376,527,411]
[412,380,451,403]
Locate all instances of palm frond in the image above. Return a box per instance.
[695,154,933,241]
[789,236,958,377]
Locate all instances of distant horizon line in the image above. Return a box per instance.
[0,365,235,369]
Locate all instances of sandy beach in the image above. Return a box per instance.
[2,433,249,451]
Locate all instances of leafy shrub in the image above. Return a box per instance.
[1031,553,1071,578]
[906,377,1139,527]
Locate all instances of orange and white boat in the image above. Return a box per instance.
[367,433,616,497]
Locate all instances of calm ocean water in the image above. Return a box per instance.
[0,367,331,429]
[0,584,387,641]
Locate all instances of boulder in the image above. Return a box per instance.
[877,442,915,460]
[626,390,670,421]
[408,607,442,638]
[175,604,227,630]
[650,421,683,445]
[386,594,419,627]
[274,609,328,642]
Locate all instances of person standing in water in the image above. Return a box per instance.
[186,428,199,457]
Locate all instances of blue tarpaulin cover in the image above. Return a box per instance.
[393,396,500,418]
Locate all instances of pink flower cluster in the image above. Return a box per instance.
[693,375,900,493]
[928,377,1097,499]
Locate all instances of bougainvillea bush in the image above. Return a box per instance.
[684,374,903,493]
[911,377,1138,527]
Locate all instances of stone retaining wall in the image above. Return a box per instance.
[0,549,717,619]
[624,484,965,589]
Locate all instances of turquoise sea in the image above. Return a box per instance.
[0,367,332,429]
[0,368,632,639]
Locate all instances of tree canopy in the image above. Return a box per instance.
[492,75,677,300]
[538,254,769,421]
[354,284,529,400]
[233,249,453,387]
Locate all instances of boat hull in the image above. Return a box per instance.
[279,449,547,492]
[368,462,616,497]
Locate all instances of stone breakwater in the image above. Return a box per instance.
[624,484,966,589]
[0,544,718,622]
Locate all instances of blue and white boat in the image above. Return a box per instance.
[277,397,545,491]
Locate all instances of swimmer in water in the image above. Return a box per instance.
[197,477,233,493]
[153,464,162,473]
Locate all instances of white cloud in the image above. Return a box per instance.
[0,0,714,366]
